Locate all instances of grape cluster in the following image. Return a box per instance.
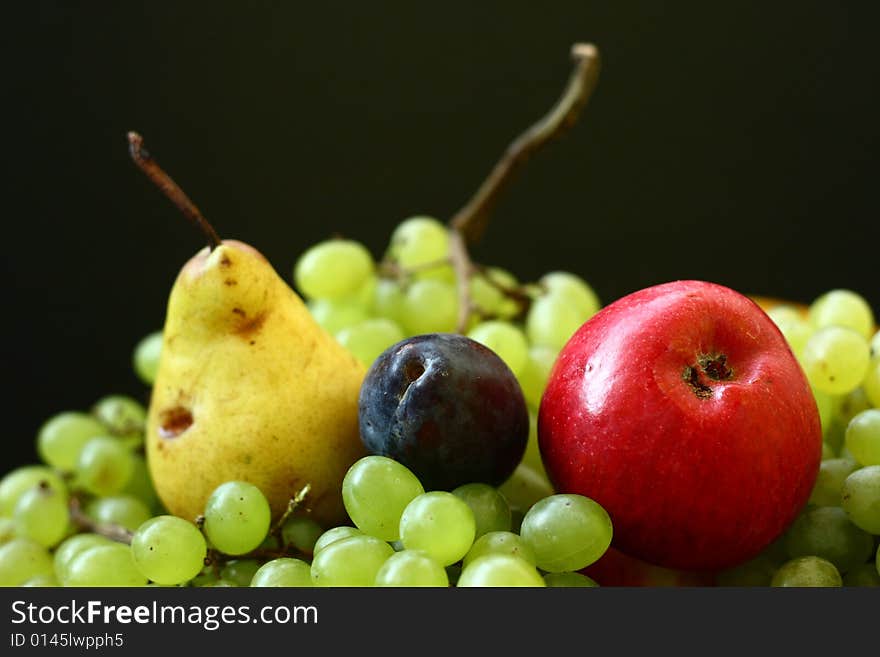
[717,291,880,586]
[0,444,611,587]
[1,215,879,587]
[291,215,601,486]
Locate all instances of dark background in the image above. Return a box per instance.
[3,2,878,471]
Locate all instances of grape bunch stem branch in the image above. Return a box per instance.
[68,496,134,545]
[445,43,601,332]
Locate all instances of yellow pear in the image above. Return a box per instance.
[127,132,366,527]
[146,239,366,525]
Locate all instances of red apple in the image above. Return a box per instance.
[538,280,822,571]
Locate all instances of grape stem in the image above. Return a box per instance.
[447,43,601,332]
[270,483,312,548]
[127,131,222,251]
[68,496,134,545]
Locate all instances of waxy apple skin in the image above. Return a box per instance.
[538,280,822,571]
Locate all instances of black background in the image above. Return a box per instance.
[3,2,879,471]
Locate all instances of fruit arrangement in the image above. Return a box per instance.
[2,43,879,588]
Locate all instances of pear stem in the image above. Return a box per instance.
[127,131,222,251]
[447,43,601,332]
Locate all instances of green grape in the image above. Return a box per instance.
[13,484,69,547]
[809,289,875,340]
[840,465,880,534]
[526,293,586,351]
[336,318,405,367]
[834,387,873,427]
[715,554,778,587]
[220,559,261,586]
[520,413,548,478]
[349,275,379,310]
[281,516,324,555]
[131,515,207,585]
[251,558,313,587]
[203,481,272,555]
[294,239,374,300]
[21,574,59,587]
[76,436,134,496]
[812,387,834,436]
[121,455,162,513]
[540,272,600,320]
[462,531,536,568]
[477,267,522,319]
[371,278,406,324]
[86,495,151,532]
[497,463,554,513]
[784,506,873,573]
[399,492,476,566]
[54,534,111,583]
[133,331,163,385]
[342,455,424,542]
[863,358,880,408]
[0,466,67,517]
[37,412,107,471]
[386,216,449,275]
[520,493,613,572]
[845,409,880,465]
[310,534,394,586]
[457,554,545,587]
[0,517,14,544]
[451,483,511,538]
[843,387,873,417]
[374,549,449,587]
[467,321,529,376]
[809,458,859,506]
[470,273,506,316]
[0,538,54,586]
[871,329,880,358]
[258,534,281,551]
[92,395,147,436]
[190,571,220,587]
[307,298,368,335]
[401,279,458,335]
[766,305,812,357]
[313,526,363,556]
[825,388,873,454]
[801,326,871,395]
[543,571,600,587]
[66,543,147,587]
[843,562,880,586]
[771,556,842,587]
[517,346,558,409]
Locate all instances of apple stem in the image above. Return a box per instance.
[447,43,601,332]
[127,131,222,251]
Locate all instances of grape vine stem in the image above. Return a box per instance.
[68,495,134,545]
[447,43,601,332]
